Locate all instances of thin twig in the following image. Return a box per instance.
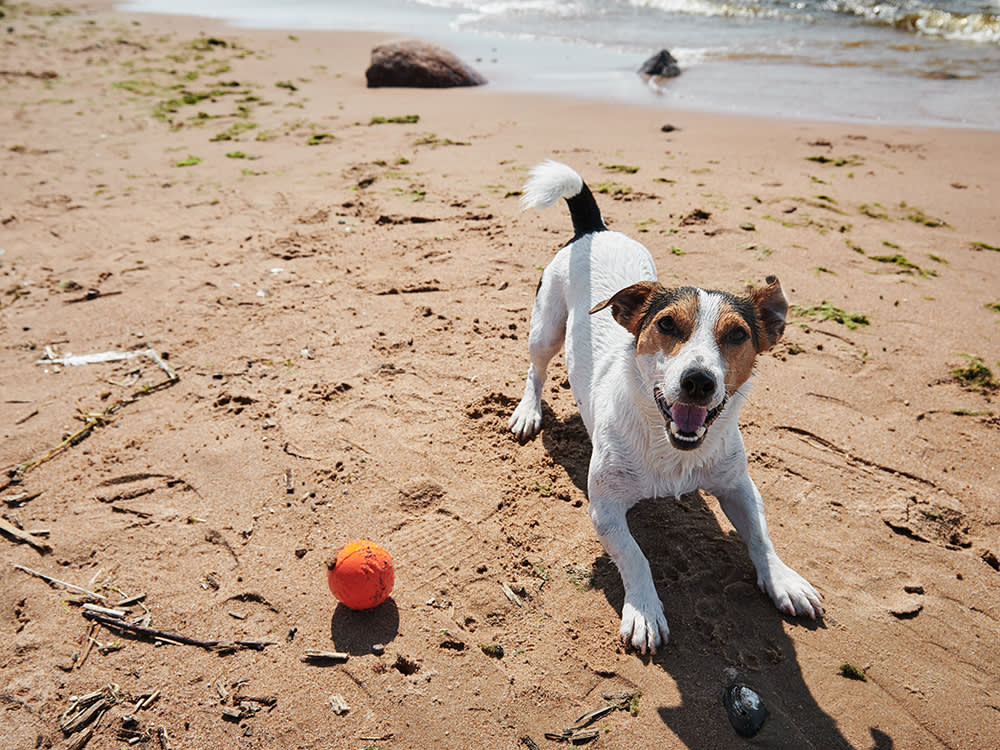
[3,351,178,488]
[83,610,276,651]
[282,443,321,460]
[13,564,108,600]
[333,433,371,455]
[15,409,39,425]
[76,622,99,670]
[65,289,123,304]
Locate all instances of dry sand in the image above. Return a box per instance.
[2,1,1000,748]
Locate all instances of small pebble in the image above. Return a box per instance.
[372,643,385,656]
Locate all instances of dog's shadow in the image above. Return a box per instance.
[540,406,590,492]
[541,412,878,750]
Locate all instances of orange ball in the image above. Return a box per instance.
[327,540,394,610]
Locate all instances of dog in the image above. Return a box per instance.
[509,160,822,654]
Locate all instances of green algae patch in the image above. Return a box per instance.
[953,354,998,393]
[210,120,258,141]
[370,114,419,124]
[792,302,870,330]
[904,206,949,228]
[859,202,889,219]
[838,663,867,682]
[593,181,632,196]
[868,253,936,278]
[601,163,639,174]
[806,155,864,167]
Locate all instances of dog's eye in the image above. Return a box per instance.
[656,316,678,336]
[725,327,750,345]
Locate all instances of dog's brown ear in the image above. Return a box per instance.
[589,281,658,336]
[749,275,788,352]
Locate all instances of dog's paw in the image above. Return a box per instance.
[620,599,670,654]
[509,400,542,440]
[760,562,824,620]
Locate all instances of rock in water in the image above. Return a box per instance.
[723,683,768,738]
[366,40,486,88]
[639,49,681,78]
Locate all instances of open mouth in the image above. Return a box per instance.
[652,385,726,450]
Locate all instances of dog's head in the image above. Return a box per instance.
[590,277,787,451]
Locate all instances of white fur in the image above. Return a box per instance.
[510,161,822,654]
[520,160,585,211]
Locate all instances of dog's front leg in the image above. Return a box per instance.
[709,472,823,619]
[588,492,670,654]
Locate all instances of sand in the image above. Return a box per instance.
[2,1,999,748]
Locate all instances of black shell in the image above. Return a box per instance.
[723,683,768,738]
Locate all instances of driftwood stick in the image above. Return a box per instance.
[0,517,52,553]
[82,610,276,651]
[301,650,349,663]
[3,491,43,506]
[82,603,128,619]
[13,564,108,600]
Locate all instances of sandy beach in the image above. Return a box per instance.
[2,1,1000,748]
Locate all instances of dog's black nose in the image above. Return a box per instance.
[680,368,716,403]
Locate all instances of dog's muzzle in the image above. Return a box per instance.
[653,385,726,450]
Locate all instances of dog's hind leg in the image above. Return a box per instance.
[509,270,567,440]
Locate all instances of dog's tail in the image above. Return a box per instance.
[520,160,606,238]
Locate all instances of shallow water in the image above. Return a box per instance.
[120,0,1000,128]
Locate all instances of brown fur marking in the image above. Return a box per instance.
[635,293,698,358]
[716,303,757,394]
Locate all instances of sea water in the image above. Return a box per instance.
[120,0,1000,128]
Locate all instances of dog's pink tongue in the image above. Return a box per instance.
[671,403,708,433]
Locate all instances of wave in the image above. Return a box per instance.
[828,0,1000,43]
[412,0,1000,44]
[892,9,1000,43]
[416,0,794,21]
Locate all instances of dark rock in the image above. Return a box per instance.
[639,49,681,78]
[660,123,677,133]
[480,643,504,659]
[723,683,768,738]
[366,40,486,88]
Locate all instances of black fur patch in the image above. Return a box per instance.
[566,182,607,242]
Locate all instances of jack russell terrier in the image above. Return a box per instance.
[509,160,822,654]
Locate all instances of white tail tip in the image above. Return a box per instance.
[520,160,584,211]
